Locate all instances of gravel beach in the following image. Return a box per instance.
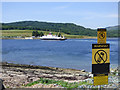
[0,62,119,89]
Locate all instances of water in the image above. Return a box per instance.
[2,38,118,72]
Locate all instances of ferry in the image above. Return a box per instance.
[40,32,67,40]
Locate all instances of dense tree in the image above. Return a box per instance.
[32,31,40,37]
[32,31,35,36]
[39,32,44,37]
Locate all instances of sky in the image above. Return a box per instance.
[2,2,118,29]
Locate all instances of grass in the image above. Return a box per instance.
[25,77,92,88]
[2,30,96,39]
[2,30,35,37]
[65,34,84,38]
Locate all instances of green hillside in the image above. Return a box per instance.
[1,21,119,37]
[1,21,97,36]
[106,25,118,30]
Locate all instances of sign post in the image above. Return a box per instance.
[92,28,110,86]
[97,28,106,44]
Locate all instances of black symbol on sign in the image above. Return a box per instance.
[94,50,107,64]
[99,32,105,39]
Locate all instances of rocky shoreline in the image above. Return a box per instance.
[0,62,91,88]
[0,62,119,88]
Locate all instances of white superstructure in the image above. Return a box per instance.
[40,32,66,40]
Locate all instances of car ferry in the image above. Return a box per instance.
[40,32,67,40]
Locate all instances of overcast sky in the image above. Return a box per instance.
[2,2,118,29]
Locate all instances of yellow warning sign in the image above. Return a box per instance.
[97,28,106,44]
[92,44,110,64]
[92,49,110,64]
[92,28,110,85]
[94,74,108,85]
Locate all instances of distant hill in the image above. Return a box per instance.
[1,21,97,36]
[106,25,118,30]
[106,25,119,37]
[1,21,119,37]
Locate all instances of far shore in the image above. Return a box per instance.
[1,35,118,40]
[1,37,118,40]
[0,37,97,39]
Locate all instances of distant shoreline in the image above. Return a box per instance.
[0,38,97,41]
[1,37,119,40]
[0,37,97,39]
[0,62,86,72]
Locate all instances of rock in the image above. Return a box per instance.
[17,74,28,79]
[55,67,58,70]
[89,74,93,77]
[2,62,111,88]
[77,76,88,80]
[110,70,114,73]
[81,69,85,72]
[0,79,5,90]
[88,72,91,74]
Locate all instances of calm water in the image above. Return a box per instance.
[2,38,118,72]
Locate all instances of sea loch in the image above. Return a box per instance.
[2,38,118,72]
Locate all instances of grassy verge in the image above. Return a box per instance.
[64,35,84,38]
[2,30,96,39]
[25,78,92,88]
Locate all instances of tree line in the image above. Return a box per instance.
[1,21,97,36]
[32,31,44,37]
[32,31,62,37]
[1,21,118,37]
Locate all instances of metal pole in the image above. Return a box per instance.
[98,85,101,90]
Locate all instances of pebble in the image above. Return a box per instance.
[1,62,119,88]
[81,69,85,72]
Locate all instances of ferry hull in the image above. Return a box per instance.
[40,38,67,40]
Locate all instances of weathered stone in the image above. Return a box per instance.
[1,62,93,88]
[81,69,85,72]
[0,79,5,90]
[89,74,93,77]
